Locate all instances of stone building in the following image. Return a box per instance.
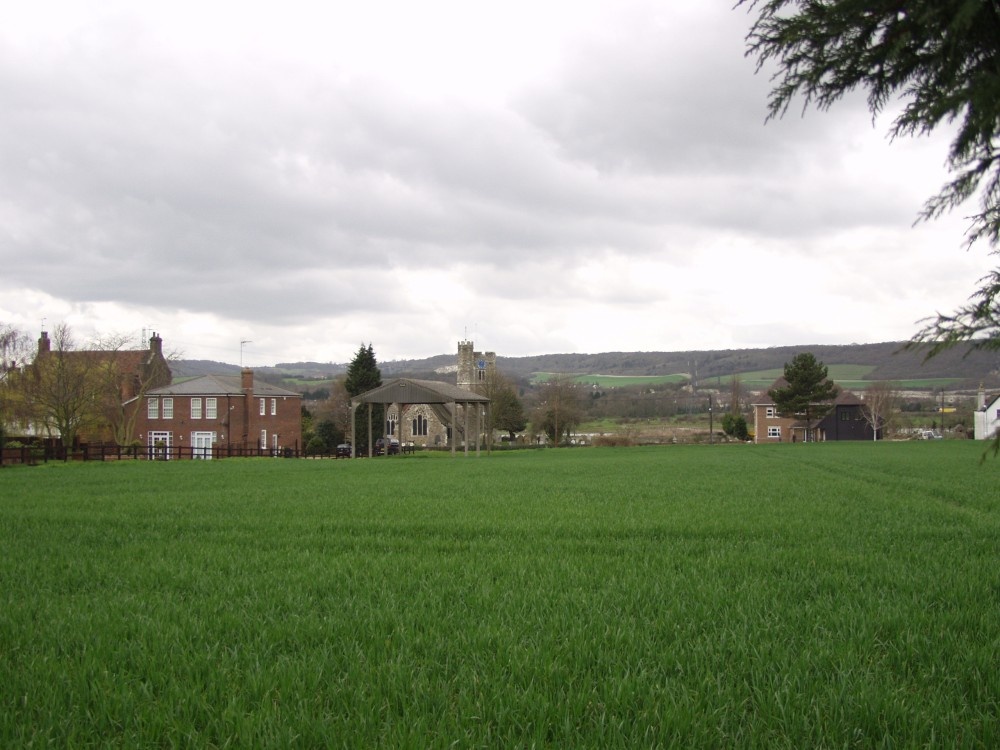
[383,340,495,448]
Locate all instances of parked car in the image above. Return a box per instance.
[920,430,943,440]
[335,443,352,458]
[374,438,400,456]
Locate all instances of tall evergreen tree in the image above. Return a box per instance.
[345,343,383,455]
[768,353,839,442]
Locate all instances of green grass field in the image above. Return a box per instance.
[735,366,962,391]
[534,367,962,392]
[2,444,998,747]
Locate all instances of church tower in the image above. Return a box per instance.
[457,340,496,390]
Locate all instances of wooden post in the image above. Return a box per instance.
[367,403,373,459]
[350,402,357,458]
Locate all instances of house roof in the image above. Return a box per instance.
[351,378,490,406]
[752,378,854,407]
[750,377,786,406]
[136,374,300,399]
[832,389,861,405]
[41,346,159,372]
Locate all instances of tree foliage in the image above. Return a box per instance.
[531,376,583,445]
[316,377,352,442]
[740,0,1000,354]
[0,324,32,446]
[91,332,173,445]
[20,324,104,448]
[345,344,382,397]
[862,380,899,441]
[768,353,839,440]
[474,368,526,443]
[721,412,750,441]
[492,382,527,442]
[345,343,383,452]
[315,419,344,451]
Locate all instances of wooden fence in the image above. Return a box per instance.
[0,442,330,466]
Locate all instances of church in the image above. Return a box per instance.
[383,340,496,448]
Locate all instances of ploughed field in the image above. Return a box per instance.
[1,443,998,747]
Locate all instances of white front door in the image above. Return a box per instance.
[148,431,171,460]
[192,431,214,460]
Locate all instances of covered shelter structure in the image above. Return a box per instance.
[350,378,491,457]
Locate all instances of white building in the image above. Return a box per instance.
[973,387,1000,440]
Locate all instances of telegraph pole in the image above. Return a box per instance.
[709,393,714,445]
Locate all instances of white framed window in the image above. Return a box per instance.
[270,398,277,416]
[260,429,267,449]
[191,398,202,420]
[162,398,173,419]
[206,398,217,419]
[767,426,781,439]
[260,398,266,416]
[272,433,279,451]
[386,414,397,436]
[765,407,776,418]
[147,397,159,419]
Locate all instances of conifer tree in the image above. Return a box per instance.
[768,353,839,442]
[345,343,383,455]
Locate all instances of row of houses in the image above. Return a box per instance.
[752,389,880,443]
[8,333,501,457]
[11,331,1000,452]
[753,382,1000,443]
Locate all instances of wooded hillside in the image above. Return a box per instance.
[173,341,1000,390]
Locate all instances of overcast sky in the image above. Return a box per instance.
[1,1,993,366]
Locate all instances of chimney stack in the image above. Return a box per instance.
[242,367,254,394]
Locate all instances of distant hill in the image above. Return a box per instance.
[495,342,1000,386]
[172,341,1000,391]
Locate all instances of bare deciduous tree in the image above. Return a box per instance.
[531,375,582,446]
[863,381,899,441]
[1,324,32,446]
[317,376,352,441]
[20,324,104,447]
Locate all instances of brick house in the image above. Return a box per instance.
[20,330,172,444]
[753,384,879,442]
[751,393,802,443]
[125,368,302,458]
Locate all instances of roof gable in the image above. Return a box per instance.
[352,378,490,405]
[144,374,300,398]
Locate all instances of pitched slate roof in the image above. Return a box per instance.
[351,378,489,405]
[140,374,300,398]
